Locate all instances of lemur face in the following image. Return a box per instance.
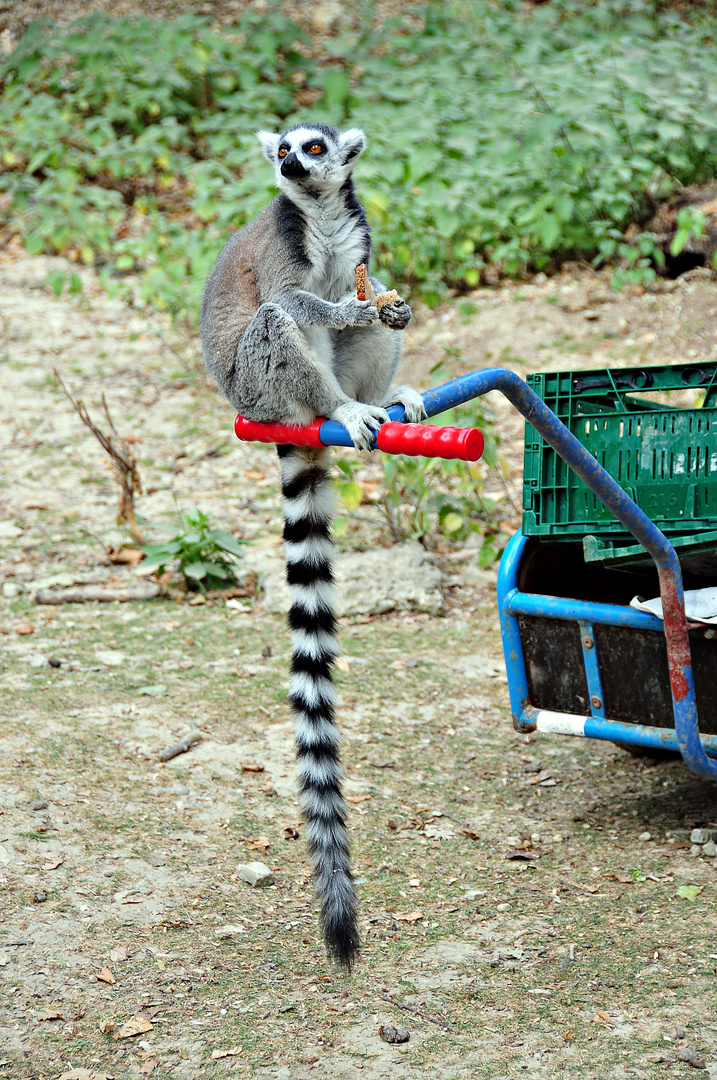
[257,124,366,191]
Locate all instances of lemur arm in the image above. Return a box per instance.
[274,286,377,330]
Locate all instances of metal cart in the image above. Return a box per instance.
[235,366,717,783]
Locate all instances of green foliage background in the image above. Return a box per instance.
[1,0,717,317]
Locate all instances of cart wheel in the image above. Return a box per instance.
[612,741,680,762]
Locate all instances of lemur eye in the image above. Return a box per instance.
[309,143,324,154]
[278,146,288,158]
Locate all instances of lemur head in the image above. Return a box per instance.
[257,123,366,197]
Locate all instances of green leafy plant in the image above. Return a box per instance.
[380,391,509,562]
[3,1,717,314]
[140,507,245,593]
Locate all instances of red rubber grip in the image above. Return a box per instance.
[376,422,484,461]
[234,415,324,448]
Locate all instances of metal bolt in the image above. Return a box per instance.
[591,695,602,709]
[583,636,594,649]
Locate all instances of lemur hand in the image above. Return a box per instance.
[336,298,379,329]
[384,385,427,423]
[331,401,389,451]
[378,297,411,331]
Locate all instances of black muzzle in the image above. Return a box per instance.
[280,153,309,179]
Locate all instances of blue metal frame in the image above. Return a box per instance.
[309,367,717,780]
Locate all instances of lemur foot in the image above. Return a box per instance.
[384,385,427,423]
[332,401,390,451]
[378,298,411,330]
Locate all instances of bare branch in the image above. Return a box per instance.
[55,370,145,544]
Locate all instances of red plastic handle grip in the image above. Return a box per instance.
[376,422,484,461]
[234,415,324,447]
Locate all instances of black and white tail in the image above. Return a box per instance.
[277,443,360,968]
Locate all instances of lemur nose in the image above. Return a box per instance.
[280,153,309,179]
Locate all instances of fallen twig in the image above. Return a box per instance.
[55,370,145,544]
[157,730,203,762]
[379,992,456,1032]
[34,583,161,604]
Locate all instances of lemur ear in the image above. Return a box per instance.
[338,128,366,165]
[257,130,281,164]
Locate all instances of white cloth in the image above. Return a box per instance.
[630,587,717,625]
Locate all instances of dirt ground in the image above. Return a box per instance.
[2,240,717,1080]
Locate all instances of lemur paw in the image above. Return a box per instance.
[337,298,379,328]
[332,401,389,451]
[384,385,427,423]
[378,298,411,330]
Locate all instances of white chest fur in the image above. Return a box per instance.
[301,196,366,302]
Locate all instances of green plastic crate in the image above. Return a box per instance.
[522,362,717,540]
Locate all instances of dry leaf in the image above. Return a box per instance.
[246,836,270,851]
[37,1009,63,1021]
[115,1015,153,1039]
[139,1059,159,1077]
[15,623,35,636]
[506,849,541,861]
[243,469,265,481]
[211,1047,243,1060]
[42,854,65,870]
[592,1010,615,1026]
[423,821,456,840]
[96,967,115,984]
[334,657,351,672]
[346,794,372,804]
[107,547,144,565]
[100,1019,116,1036]
[241,762,265,773]
[109,946,128,963]
[394,910,423,923]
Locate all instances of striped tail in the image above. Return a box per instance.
[278,444,360,968]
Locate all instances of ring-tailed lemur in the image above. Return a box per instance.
[201,122,425,967]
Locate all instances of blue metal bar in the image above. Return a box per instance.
[578,620,605,719]
[504,590,665,631]
[496,531,534,731]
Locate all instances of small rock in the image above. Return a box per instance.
[496,902,510,912]
[236,861,274,887]
[690,844,702,857]
[33,890,48,903]
[30,800,48,811]
[552,834,565,843]
[379,1024,410,1044]
[639,831,652,842]
[48,657,61,669]
[464,888,486,901]
[2,582,21,598]
[690,829,712,845]
[583,309,600,320]
[701,840,717,858]
[216,924,247,938]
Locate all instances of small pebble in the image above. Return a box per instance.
[690,844,702,857]
[496,902,510,912]
[2,582,21,599]
[638,831,652,842]
[702,840,717,858]
[30,800,48,812]
[33,891,48,903]
[379,1024,410,1044]
[552,834,564,843]
[236,861,274,887]
[690,828,712,845]
[47,657,61,669]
